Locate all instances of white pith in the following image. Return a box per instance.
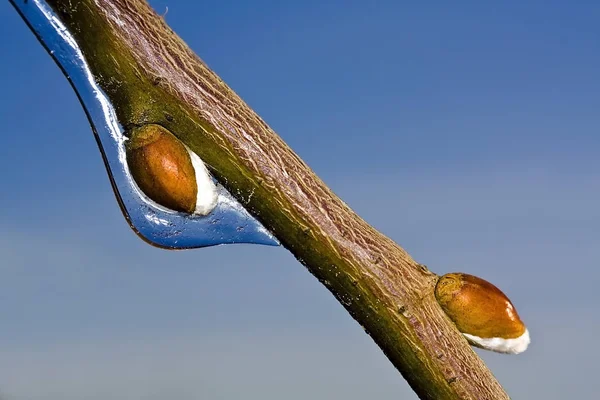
[186,147,218,215]
[463,329,530,354]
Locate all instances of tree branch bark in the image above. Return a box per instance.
[43,1,509,398]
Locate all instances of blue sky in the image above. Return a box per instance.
[1,1,599,398]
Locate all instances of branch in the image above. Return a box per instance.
[42,1,509,398]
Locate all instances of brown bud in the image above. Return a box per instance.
[435,273,529,354]
[126,124,198,214]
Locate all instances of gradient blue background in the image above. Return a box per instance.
[1,1,599,398]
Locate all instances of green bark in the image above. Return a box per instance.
[38,1,510,399]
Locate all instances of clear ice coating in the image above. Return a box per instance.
[11,0,280,249]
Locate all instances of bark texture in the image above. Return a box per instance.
[43,1,509,398]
